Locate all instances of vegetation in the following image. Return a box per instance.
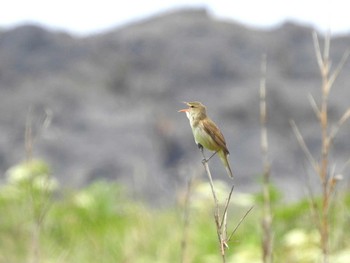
[0,158,349,263]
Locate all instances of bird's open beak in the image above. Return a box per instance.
[178,102,190,112]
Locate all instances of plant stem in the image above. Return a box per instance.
[260,54,273,263]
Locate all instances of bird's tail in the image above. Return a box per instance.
[218,150,234,178]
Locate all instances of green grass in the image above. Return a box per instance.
[0,159,349,263]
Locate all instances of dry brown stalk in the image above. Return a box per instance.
[259,54,273,263]
[201,159,230,262]
[200,155,253,262]
[291,31,349,263]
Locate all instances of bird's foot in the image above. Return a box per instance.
[197,143,204,151]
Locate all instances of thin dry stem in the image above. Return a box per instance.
[201,160,220,208]
[201,154,250,262]
[303,162,322,233]
[328,49,350,89]
[290,120,319,173]
[313,31,324,74]
[308,93,321,120]
[329,108,350,142]
[180,178,194,263]
[292,31,349,263]
[340,157,350,174]
[201,160,226,261]
[227,206,254,242]
[259,54,273,263]
[24,108,55,263]
[221,185,235,229]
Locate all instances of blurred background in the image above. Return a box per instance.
[1,0,349,202]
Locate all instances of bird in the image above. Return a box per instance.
[178,101,233,178]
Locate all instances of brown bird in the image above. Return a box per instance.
[179,101,233,178]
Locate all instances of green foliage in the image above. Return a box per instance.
[0,159,57,263]
[254,183,282,205]
[0,160,350,262]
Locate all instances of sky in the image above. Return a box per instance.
[1,0,349,36]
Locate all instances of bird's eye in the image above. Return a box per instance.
[190,105,194,108]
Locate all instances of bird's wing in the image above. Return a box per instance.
[202,118,229,154]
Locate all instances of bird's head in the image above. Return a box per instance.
[178,101,207,120]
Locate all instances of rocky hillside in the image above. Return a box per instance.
[0,8,349,202]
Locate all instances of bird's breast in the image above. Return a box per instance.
[192,125,219,151]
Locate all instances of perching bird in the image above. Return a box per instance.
[179,101,233,178]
